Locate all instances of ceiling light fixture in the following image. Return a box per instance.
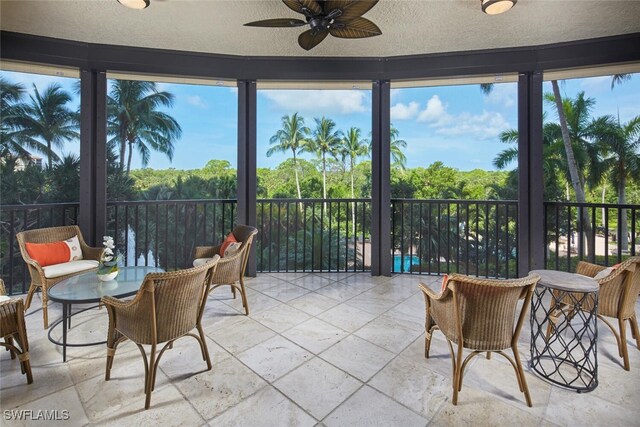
[117,0,150,10]
[481,0,516,15]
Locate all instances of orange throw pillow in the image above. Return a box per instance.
[440,274,449,292]
[25,241,71,267]
[219,232,238,257]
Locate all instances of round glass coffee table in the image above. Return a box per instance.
[47,266,164,362]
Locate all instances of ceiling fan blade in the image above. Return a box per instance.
[325,0,379,23]
[282,0,323,15]
[298,29,329,50]
[244,18,307,28]
[329,17,382,38]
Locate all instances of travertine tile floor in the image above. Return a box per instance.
[1,272,639,426]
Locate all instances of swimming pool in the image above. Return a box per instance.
[393,254,420,272]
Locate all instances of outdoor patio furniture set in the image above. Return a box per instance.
[1,225,639,410]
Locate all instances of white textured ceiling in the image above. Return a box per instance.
[1,0,640,58]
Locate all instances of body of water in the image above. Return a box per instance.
[393,254,420,272]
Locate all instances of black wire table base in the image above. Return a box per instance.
[530,285,598,392]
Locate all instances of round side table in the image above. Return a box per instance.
[528,269,599,392]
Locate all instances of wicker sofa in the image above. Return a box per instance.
[16,225,103,328]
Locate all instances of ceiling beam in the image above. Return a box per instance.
[2,31,639,81]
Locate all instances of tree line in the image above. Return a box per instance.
[2,75,639,214]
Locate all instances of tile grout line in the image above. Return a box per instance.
[204,274,430,423]
[9,273,632,424]
[246,274,434,422]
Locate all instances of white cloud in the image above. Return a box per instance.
[185,95,207,108]
[390,101,420,120]
[399,94,511,140]
[261,90,367,115]
[417,95,453,126]
[484,84,516,108]
[435,111,510,140]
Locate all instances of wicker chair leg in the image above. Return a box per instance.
[24,284,37,311]
[21,357,33,384]
[42,291,49,329]
[513,345,532,407]
[20,354,33,384]
[105,349,115,380]
[486,351,492,360]
[424,335,431,359]
[424,311,434,358]
[105,336,126,380]
[16,330,33,384]
[197,324,212,370]
[231,286,236,298]
[239,278,249,316]
[1,335,32,384]
[619,318,630,371]
[599,315,624,358]
[630,313,640,350]
[145,343,157,409]
[452,343,464,405]
[6,336,16,360]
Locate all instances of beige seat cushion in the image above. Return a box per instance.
[42,260,100,279]
[0,295,11,302]
[223,242,242,257]
[193,258,212,267]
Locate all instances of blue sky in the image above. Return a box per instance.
[2,70,638,172]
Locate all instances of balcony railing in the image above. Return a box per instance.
[106,199,237,272]
[1,203,79,294]
[2,199,639,295]
[544,201,640,271]
[256,198,371,273]
[391,199,519,278]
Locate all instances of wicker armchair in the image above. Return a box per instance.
[419,273,540,406]
[194,225,258,315]
[102,256,220,409]
[575,256,640,370]
[16,225,103,328]
[0,279,33,384]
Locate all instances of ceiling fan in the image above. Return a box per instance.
[244,0,382,51]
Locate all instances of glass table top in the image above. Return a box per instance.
[47,266,164,303]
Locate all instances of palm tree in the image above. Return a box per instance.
[587,115,640,252]
[0,77,45,160]
[366,124,407,170]
[390,125,408,170]
[546,86,598,255]
[267,113,310,201]
[108,80,181,174]
[493,120,567,198]
[48,153,81,202]
[341,127,369,232]
[610,74,631,89]
[305,116,342,204]
[11,83,78,168]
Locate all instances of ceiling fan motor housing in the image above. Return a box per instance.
[244,0,382,50]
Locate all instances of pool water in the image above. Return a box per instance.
[393,255,420,272]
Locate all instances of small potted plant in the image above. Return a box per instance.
[97,235,119,281]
